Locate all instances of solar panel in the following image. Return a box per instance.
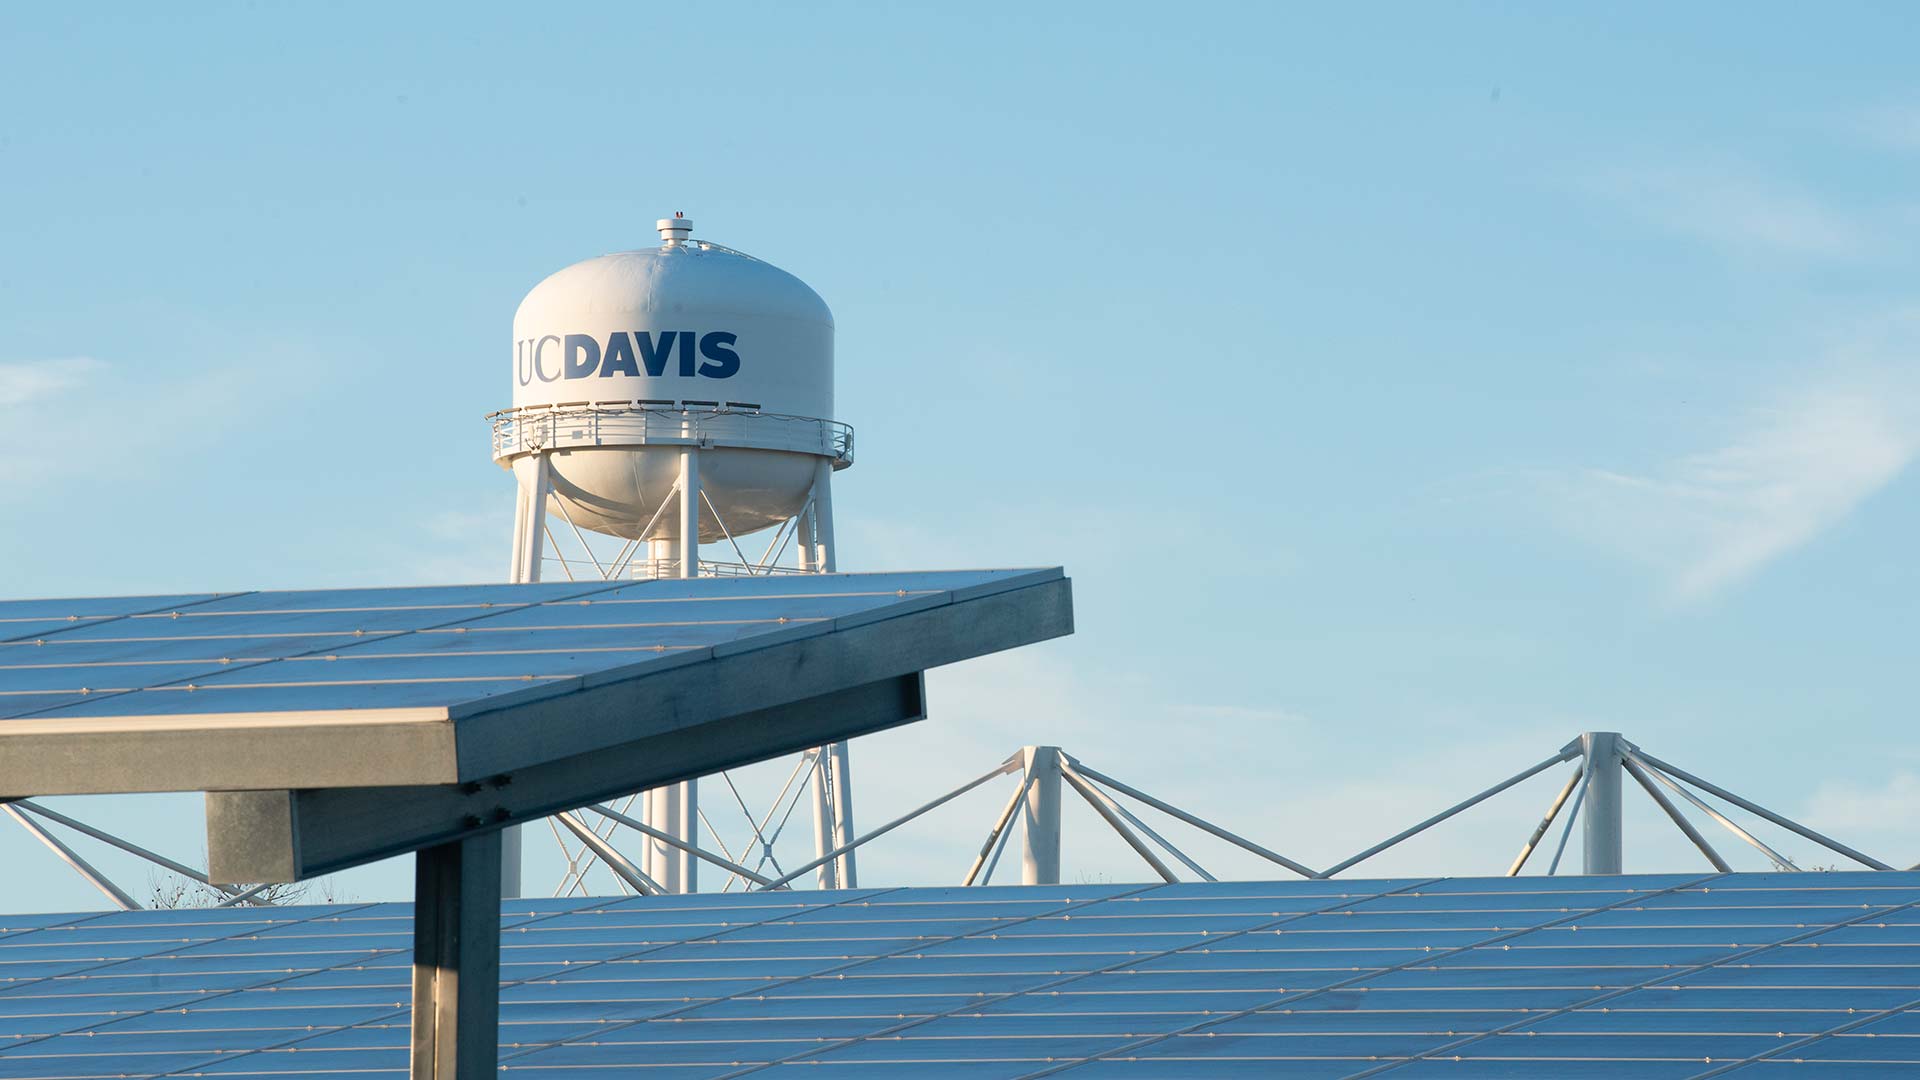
[0,568,1068,799]
[0,872,1914,1078]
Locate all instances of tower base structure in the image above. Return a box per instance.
[500,430,855,897]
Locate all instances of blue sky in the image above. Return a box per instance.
[4,3,1920,909]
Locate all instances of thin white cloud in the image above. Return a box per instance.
[1805,772,1920,833]
[0,357,102,407]
[1800,771,1920,868]
[1539,367,1920,603]
[1851,104,1920,152]
[1586,164,1867,259]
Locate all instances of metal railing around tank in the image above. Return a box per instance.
[489,402,853,466]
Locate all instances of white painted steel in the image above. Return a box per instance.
[827,741,855,887]
[502,218,844,544]
[496,216,860,897]
[1021,745,1062,885]
[1581,731,1625,875]
[809,458,838,572]
[500,455,547,899]
[4,804,140,910]
[810,750,837,889]
[677,449,700,580]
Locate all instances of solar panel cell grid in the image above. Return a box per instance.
[0,873,1915,1077]
[0,570,1049,723]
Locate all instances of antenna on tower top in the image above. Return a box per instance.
[657,213,693,245]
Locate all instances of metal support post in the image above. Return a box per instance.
[410,831,501,1080]
[643,785,690,893]
[1581,731,1625,875]
[1021,745,1062,885]
[827,741,856,888]
[795,504,817,572]
[1508,765,1583,877]
[810,749,839,889]
[500,452,549,900]
[3,804,139,910]
[677,447,700,578]
[507,453,549,585]
[809,457,837,572]
[634,447,703,892]
[677,778,698,893]
[501,456,552,900]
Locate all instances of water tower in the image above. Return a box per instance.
[490,215,857,897]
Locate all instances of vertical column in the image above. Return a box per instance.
[795,503,817,573]
[810,750,839,889]
[809,458,837,572]
[411,832,502,1080]
[507,454,549,585]
[644,786,684,893]
[678,448,700,580]
[500,452,548,901]
[802,459,853,887]
[677,778,698,893]
[828,742,856,888]
[642,538,672,580]
[1582,731,1625,875]
[642,446,700,893]
[1021,746,1062,885]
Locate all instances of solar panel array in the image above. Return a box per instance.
[0,570,1051,721]
[0,872,1915,1078]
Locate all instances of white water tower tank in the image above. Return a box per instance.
[492,216,850,542]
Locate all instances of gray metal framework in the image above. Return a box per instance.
[0,569,1073,1079]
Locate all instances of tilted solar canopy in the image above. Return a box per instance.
[0,568,1071,878]
[0,568,1074,1077]
[0,871,1915,1078]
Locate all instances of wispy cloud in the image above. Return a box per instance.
[1850,104,1920,153]
[1585,163,1868,259]
[0,357,103,407]
[1801,770,1920,867]
[1539,366,1920,603]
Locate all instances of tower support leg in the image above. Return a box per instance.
[809,458,837,572]
[1582,731,1625,875]
[678,448,700,578]
[828,741,856,887]
[811,749,839,889]
[1022,745,1063,885]
[500,452,549,900]
[801,458,854,887]
[411,831,501,1080]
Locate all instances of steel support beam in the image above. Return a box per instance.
[3,804,139,910]
[678,447,700,578]
[1633,749,1892,871]
[809,750,838,889]
[500,451,549,901]
[827,740,855,888]
[1068,760,1319,880]
[965,772,1035,886]
[1322,750,1575,878]
[760,757,1019,891]
[1021,745,1063,885]
[1581,732,1625,875]
[410,832,500,1080]
[809,457,837,573]
[1508,765,1582,877]
[208,674,929,884]
[646,446,704,891]
[507,452,549,585]
[1623,754,1730,872]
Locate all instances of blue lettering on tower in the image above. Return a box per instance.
[635,331,675,377]
[562,335,601,379]
[698,332,739,378]
[518,331,743,381]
